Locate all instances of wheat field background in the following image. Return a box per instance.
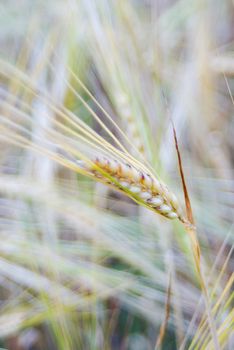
[0,1,233,349]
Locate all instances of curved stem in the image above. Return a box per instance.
[186,225,220,350]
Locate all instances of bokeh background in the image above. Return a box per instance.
[0,1,233,349]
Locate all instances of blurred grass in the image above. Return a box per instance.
[0,0,233,349]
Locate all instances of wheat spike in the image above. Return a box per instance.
[0,60,185,222]
[78,156,184,221]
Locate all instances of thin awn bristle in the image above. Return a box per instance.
[77,156,184,221]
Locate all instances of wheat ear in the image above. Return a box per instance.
[78,156,185,221]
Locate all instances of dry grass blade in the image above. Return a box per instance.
[155,273,172,350]
[172,124,194,226]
